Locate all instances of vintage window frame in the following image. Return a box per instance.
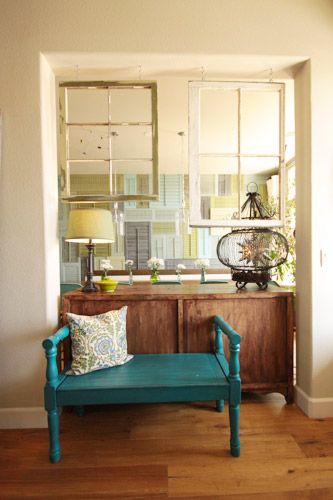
[188,81,285,228]
[59,80,159,203]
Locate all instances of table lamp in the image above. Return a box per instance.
[65,208,115,292]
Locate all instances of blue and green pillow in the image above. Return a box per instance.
[66,306,133,376]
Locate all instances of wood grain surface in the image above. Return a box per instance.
[63,281,293,301]
[183,297,287,382]
[1,395,332,499]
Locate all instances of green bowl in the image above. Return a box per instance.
[96,279,118,292]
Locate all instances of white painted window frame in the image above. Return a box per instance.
[188,81,285,228]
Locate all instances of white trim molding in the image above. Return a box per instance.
[295,386,333,418]
[0,407,47,429]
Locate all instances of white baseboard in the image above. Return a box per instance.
[0,407,47,429]
[295,386,333,418]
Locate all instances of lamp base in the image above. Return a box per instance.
[82,242,98,292]
[82,281,98,293]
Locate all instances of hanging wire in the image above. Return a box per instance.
[111,132,124,237]
[201,66,206,81]
[269,68,273,82]
[111,131,119,194]
[177,132,191,235]
[139,65,142,80]
[178,131,186,209]
[75,64,79,81]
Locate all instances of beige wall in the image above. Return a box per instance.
[295,61,313,396]
[0,0,332,422]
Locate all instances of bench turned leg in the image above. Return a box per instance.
[229,403,241,457]
[216,400,224,412]
[48,407,61,463]
[76,405,85,417]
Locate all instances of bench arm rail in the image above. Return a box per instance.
[42,325,70,352]
[213,315,241,348]
[213,315,241,394]
[42,326,70,387]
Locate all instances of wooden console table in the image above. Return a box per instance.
[62,281,294,402]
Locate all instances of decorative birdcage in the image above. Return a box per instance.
[217,229,288,290]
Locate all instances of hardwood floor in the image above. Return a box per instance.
[0,394,333,499]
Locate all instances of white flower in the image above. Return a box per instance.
[125,259,134,269]
[176,263,186,274]
[194,259,210,270]
[101,259,113,271]
[147,257,164,271]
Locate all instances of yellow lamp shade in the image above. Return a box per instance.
[65,208,115,243]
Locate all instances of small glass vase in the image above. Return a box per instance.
[129,269,133,285]
[176,273,182,283]
[101,271,107,280]
[200,269,206,283]
[150,270,160,283]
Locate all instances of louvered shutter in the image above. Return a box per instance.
[125,222,151,269]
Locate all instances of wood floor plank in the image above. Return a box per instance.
[0,396,332,499]
[0,432,305,470]
[292,430,333,457]
[168,457,333,497]
[0,464,168,499]
[166,489,333,499]
[130,420,224,440]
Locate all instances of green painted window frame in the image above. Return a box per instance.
[59,80,159,203]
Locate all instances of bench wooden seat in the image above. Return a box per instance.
[57,353,230,405]
[43,315,241,463]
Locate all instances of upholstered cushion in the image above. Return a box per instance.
[66,306,133,376]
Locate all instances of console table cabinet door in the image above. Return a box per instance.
[183,297,289,385]
[62,298,178,356]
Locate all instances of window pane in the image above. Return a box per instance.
[112,160,153,176]
[67,88,108,123]
[242,90,280,154]
[68,125,109,160]
[110,89,152,123]
[241,157,280,219]
[287,166,295,200]
[200,90,238,154]
[200,157,239,222]
[69,161,110,196]
[111,125,152,159]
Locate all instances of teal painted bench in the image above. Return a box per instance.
[43,315,241,463]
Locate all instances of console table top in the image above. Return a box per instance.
[63,281,293,302]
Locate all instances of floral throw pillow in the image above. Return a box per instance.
[66,306,133,376]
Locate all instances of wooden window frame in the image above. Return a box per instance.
[59,81,159,203]
[189,81,286,228]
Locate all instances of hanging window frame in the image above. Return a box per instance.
[188,81,285,228]
[59,81,159,203]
